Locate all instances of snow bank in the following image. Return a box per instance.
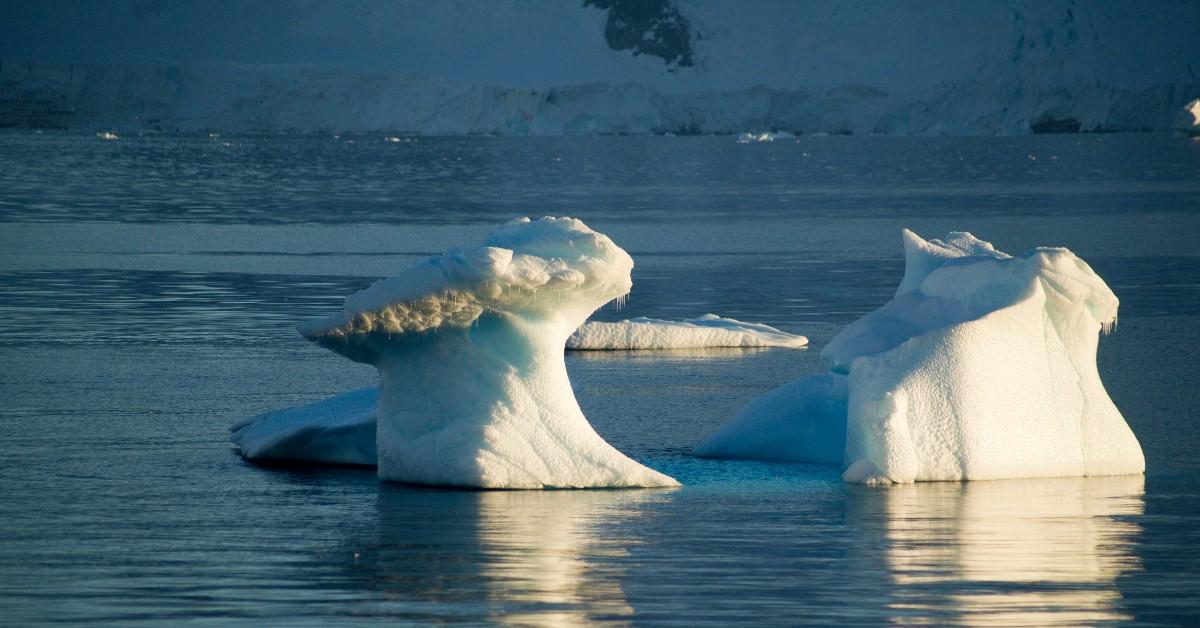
[567,314,807,350]
[267,217,677,489]
[230,387,377,466]
[1174,98,1200,135]
[697,229,1144,484]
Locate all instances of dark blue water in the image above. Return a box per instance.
[2,132,1199,625]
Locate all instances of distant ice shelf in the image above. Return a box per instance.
[3,0,1197,136]
[696,229,1145,484]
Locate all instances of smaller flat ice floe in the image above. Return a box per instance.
[567,314,807,350]
[1173,98,1200,135]
[697,229,1145,484]
[96,131,118,140]
[233,216,677,489]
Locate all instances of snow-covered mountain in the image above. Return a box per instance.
[2,1,1198,134]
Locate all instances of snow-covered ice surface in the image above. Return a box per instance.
[567,314,807,350]
[238,217,677,489]
[698,229,1145,484]
[1174,98,1200,135]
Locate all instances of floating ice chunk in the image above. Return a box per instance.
[230,388,377,465]
[698,229,1144,484]
[735,131,792,143]
[96,131,118,140]
[1173,98,1200,135]
[694,373,846,463]
[567,314,807,350]
[291,216,677,489]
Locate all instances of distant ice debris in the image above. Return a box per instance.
[567,314,807,350]
[1173,98,1200,135]
[96,131,118,140]
[697,229,1145,484]
[235,217,677,489]
[735,131,793,143]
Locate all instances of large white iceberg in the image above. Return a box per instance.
[567,314,807,350]
[235,217,677,489]
[697,229,1145,484]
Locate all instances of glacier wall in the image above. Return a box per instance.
[2,1,1198,135]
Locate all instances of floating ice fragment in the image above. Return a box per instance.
[736,131,792,143]
[96,131,118,140]
[698,229,1144,484]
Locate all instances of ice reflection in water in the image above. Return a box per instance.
[361,486,669,625]
[852,476,1144,625]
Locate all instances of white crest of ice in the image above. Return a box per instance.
[566,314,808,350]
[697,229,1144,484]
[1173,98,1200,135]
[293,216,677,489]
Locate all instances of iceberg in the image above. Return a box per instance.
[566,314,808,350]
[697,229,1145,484]
[235,217,677,489]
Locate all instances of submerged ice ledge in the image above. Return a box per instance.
[234,217,677,489]
[697,229,1145,484]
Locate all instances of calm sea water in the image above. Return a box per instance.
[2,132,1199,625]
